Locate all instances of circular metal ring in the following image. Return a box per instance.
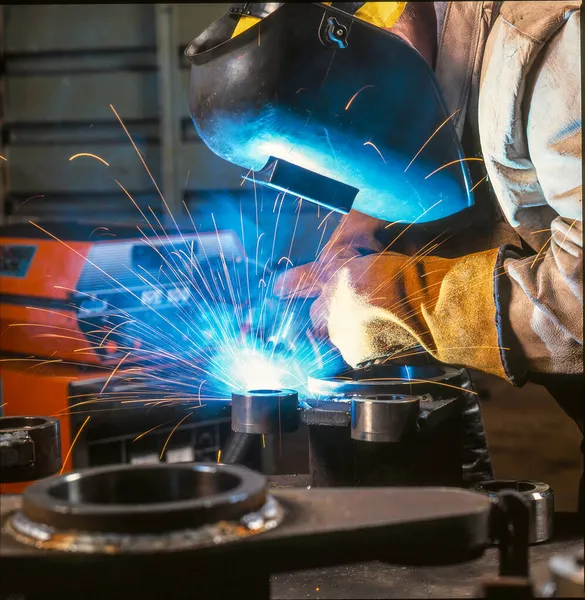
[307,365,462,398]
[231,389,299,434]
[20,462,267,534]
[0,416,62,483]
[351,395,421,442]
[469,479,554,544]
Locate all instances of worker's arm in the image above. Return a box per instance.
[479,6,582,382]
[276,5,582,384]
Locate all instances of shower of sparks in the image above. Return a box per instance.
[345,85,375,111]
[69,153,110,166]
[59,416,91,474]
[363,140,386,163]
[8,103,514,460]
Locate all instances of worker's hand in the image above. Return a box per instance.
[274,209,391,296]
[280,249,513,381]
[304,252,429,364]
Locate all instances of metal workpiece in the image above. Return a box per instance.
[470,480,555,544]
[307,364,463,398]
[231,389,299,435]
[350,395,421,443]
[0,416,62,483]
[16,462,269,537]
[1,460,496,600]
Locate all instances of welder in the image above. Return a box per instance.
[185,3,582,503]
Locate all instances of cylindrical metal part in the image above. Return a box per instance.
[221,432,257,464]
[20,462,267,534]
[351,395,421,442]
[0,416,62,484]
[231,389,299,434]
[470,480,554,544]
[308,365,462,398]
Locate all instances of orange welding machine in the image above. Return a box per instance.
[1,222,242,492]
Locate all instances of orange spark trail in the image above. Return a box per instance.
[217,450,222,463]
[469,174,488,193]
[405,109,460,172]
[133,420,177,443]
[69,153,110,166]
[100,351,132,394]
[109,104,185,240]
[60,416,91,474]
[0,155,7,161]
[160,412,194,460]
[425,158,484,179]
[531,219,577,268]
[363,141,386,163]
[345,85,374,110]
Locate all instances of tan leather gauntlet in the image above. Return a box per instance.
[315,248,508,379]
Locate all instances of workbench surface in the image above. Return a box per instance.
[268,476,583,599]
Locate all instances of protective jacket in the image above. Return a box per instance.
[311,0,583,503]
[321,1,582,404]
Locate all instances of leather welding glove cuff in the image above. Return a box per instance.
[321,247,517,381]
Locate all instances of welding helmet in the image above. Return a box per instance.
[185,3,474,224]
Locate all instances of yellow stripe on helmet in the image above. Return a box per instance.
[230,3,407,39]
[354,2,407,29]
[232,15,260,37]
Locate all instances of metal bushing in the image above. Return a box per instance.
[470,480,554,544]
[308,364,462,398]
[231,389,299,434]
[351,395,421,443]
[18,462,268,535]
[0,416,62,484]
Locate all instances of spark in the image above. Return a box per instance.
[405,109,460,172]
[110,104,185,239]
[89,226,110,238]
[262,434,266,448]
[531,219,577,268]
[100,352,131,394]
[0,155,6,161]
[68,153,110,166]
[425,158,484,180]
[133,420,177,443]
[60,416,91,475]
[469,174,488,193]
[15,194,45,211]
[363,140,386,163]
[345,85,374,111]
[160,412,194,460]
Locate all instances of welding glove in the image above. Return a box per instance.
[276,246,510,380]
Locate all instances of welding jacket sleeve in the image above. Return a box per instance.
[478,3,582,382]
[315,3,582,385]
